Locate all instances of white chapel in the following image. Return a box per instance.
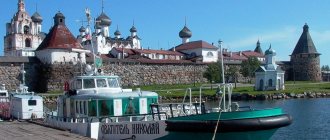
[255,45,285,91]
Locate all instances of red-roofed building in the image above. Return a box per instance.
[109,47,184,60]
[173,40,218,62]
[36,12,90,64]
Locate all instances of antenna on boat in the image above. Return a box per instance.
[218,39,225,84]
[85,8,96,73]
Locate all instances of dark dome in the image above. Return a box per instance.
[114,29,121,36]
[79,26,86,32]
[96,12,111,26]
[179,26,192,38]
[31,12,42,23]
[130,26,137,32]
[265,46,276,55]
[55,12,65,19]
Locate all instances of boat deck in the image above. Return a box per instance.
[0,121,92,140]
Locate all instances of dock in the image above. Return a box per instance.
[0,121,92,140]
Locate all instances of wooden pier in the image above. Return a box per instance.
[0,121,92,140]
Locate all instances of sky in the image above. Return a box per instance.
[1,0,330,66]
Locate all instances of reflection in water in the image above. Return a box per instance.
[205,98,330,140]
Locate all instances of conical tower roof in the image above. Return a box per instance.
[291,23,319,55]
[254,40,263,55]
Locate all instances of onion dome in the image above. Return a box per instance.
[79,26,86,32]
[31,12,43,23]
[114,29,121,36]
[179,26,192,38]
[96,12,111,26]
[265,45,276,55]
[55,12,65,19]
[54,11,65,25]
[130,25,137,32]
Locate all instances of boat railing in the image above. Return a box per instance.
[46,112,167,124]
[150,102,206,118]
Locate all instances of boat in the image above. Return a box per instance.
[46,64,169,139]
[9,64,44,120]
[156,84,292,140]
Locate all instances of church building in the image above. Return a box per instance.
[77,4,141,55]
[36,12,89,64]
[255,46,285,91]
[4,0,45,57]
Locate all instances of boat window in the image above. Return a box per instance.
[84,101,87,115]
[108,78,119,87]
[76,79,82,89]
[28,100,37,106]
[76,101,79,113]
[0,92,7,96]
[80,101,83,114]
[83,79,95,89]
[96,79,107,88]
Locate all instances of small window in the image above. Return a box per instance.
[80,101,83,114]
[76,101,79,113]
[28,100,37,106]
[83,79,95,89]
[96,79,107,88]
[268,79,273,87]
[108,78,119,87]
[76,79,82,89]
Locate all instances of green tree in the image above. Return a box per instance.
[226,65,239,88]
[321,65,330,71]
[240,57,260,83]
[203,63,222,85]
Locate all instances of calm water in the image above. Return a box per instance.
[206,98,330,140]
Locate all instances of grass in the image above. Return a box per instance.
[43,81,330,98]
[131,81,330,97]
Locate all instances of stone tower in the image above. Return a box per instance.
[290,23,321,81]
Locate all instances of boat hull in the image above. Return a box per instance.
[165,114,292,132]
[161,108,292,140]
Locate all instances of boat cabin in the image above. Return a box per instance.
[10,94,44,119]
[58,75,159,119]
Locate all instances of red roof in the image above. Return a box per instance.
[241,51,264,57]
[37,25,83,51]
[133,49,184,56]
[113,48,135,55]
[175,40,217,51]
[222,52,248,61]
[135,58,193,64]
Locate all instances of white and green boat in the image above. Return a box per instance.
[45,66,292,140]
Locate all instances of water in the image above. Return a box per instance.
[206,98,330,140]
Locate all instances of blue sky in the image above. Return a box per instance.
[1,0,330,66]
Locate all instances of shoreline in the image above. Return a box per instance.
[43,92,330,105]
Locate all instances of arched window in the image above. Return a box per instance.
[24,25,30,34]
[268,79,273,87]
[207,52,214,57]
[25,38,31,47]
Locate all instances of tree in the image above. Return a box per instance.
[321,65,330,71]
[226,65,239,88]
[240,57,260,83]
[203,63,222,85]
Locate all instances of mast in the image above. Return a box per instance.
[85,8,96,72]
